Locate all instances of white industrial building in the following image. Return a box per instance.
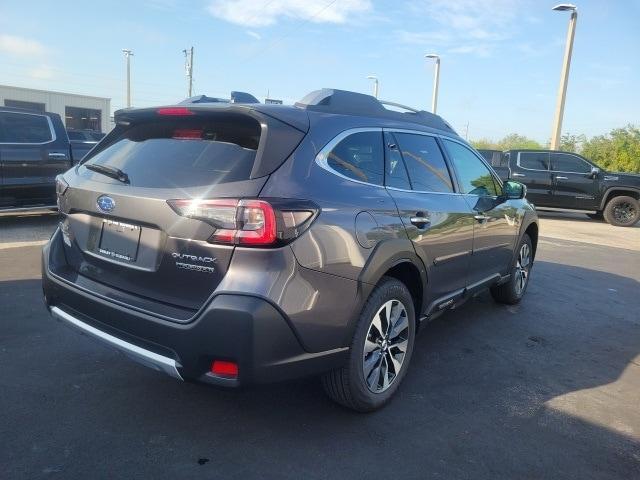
[0,85,111,133]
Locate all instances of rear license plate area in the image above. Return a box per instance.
[98,219,141,262]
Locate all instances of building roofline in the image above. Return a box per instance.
[0,84,111,101]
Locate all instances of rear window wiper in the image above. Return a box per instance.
[85,164,130,184]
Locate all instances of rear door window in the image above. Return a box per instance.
[384,132,411,190]
[82,115,261,188]
[394,133,453,192]
[325,131,384,186]
[0,112,53,143]
[519,152,550,171]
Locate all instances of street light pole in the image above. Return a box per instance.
[550,4,578,150]
[183,47,194,97]
[425,53,440,114]
[122,49,133,108]
[366,75,379,98]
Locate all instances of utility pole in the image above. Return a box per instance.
[122,49,133,107]
[425,53,440,114]
[183,47,194,97]
[550,4,578,150]
[366,75,379,98]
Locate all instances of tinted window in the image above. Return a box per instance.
[395,133,453,192]
[443,139,499,196]
[0,112,52,143]
[83,115,261,188]
[551,153,591,173]
[326,131,384,185]
[384,132,411,189]
[519,152,549,170]
[4,99,46,113]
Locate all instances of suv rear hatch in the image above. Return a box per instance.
[55,105,307,320]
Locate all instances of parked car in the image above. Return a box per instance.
[43,89,538,411]
[478,149,640,227]
[0,106,72,212]
[67,129,105,163]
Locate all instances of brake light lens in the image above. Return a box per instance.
[168,198,278,246]
[211,360,238,378]
[157,107,194,116]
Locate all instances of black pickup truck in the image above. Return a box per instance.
[478,149,640,227]
[0,107,73,213]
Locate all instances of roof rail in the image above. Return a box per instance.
[379,100,420,113]
[295,88,456,134]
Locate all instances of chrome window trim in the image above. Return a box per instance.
[0,110,57,145]
[549,152,593,175]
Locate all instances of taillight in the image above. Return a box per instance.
[167,198,316,247]
[55,175,69,210]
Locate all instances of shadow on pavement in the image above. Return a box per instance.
[1,260,639,479]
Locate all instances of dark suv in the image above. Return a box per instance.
[42,89,538,411]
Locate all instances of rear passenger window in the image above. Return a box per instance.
[394,133,453,192]
[519,152,549,170]
[326,131,384,185]
[443,139,499,196]
[0,112,53,143]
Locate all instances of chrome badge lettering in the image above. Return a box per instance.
[171,252,216,273]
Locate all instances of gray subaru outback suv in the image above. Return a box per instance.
[42,89,538,411]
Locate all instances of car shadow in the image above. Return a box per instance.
[1,259,639,479]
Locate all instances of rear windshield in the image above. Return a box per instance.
[83,115,261,188]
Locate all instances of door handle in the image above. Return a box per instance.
[48,152,68,159]
[410,212,430,229]
[512,173,526,177]
[474,214,489,223]
[555,176,568,180]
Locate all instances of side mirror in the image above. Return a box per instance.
[588,166,600,179]
[503,180,526,200]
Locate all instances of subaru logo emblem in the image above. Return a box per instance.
[97,195,115,213]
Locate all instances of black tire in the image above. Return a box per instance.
[321,276,416,412]
[587,212,604,221]
[491,233,533,305]
[603,196,640,227]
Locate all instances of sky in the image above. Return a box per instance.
[0,0,638,142]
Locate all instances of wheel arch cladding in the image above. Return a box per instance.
[358,239,427,319]
[601,188,640,209]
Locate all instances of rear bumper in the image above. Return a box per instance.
[42,230,348,387]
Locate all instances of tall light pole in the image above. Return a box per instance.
[366,75,379,98]
[122,49,134,108]
[550,4,578,150]
[183,47,194,97]
[425,53,440,114]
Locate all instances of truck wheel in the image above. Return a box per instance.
[491,234,533,305]
[321,277,415,412]
[587,212,603,221]
[603,196,640,227]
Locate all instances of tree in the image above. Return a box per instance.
[559,133,586,153]
[470,134,542,151]
[582,125,640,173]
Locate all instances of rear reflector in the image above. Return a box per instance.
[157,107,194,116]
[211,360,238,378]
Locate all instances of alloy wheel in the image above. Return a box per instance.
[362,299,409,393]
[613,201,636,224]
[514,242,531,295]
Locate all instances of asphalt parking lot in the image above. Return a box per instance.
[1,212,639,479]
